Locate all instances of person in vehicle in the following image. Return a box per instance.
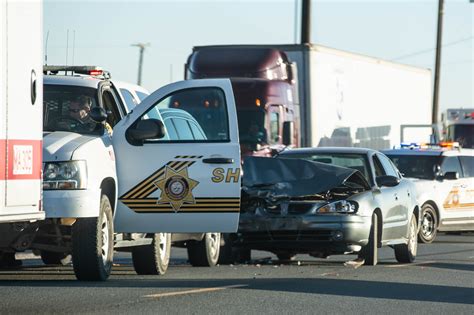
[69,95,92,124]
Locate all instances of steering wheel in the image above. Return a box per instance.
[50,116,83,131]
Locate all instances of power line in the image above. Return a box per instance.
[391,36,473,61]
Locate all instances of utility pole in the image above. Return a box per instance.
[432,0,444,124]
[131,43,150,86]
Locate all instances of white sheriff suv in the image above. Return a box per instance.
[383,144,474,243]
[34,66,242,281]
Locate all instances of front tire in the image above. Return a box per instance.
[72,195,114,281]
[132,233,171,275]
[187,233,220,267]
[395,214,418,263]
[419,204,438,243]
[359,212,378,266]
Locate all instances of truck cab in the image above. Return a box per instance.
[441,108,474,149]
[185,47,300,156]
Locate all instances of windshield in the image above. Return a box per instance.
[281,153,371,183]
[448,125,474,148]
[43,85,102,135]
[237,109,267,145]
[385,154,440,180]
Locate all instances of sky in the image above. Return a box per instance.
[43,0,473,116]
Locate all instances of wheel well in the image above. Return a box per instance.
[101,178,116,214]
[413,205,420,224]
[373,208,383,248]
[421,201,439,228]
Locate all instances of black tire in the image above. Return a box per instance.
[132,233,171,275]
[359,212,378,266]
[40,251,70,265]
[218,234,251,264]
[72,195,114,281]
[187,233,220,267]
[395,215,418,263]
[418,204,438,243]
[276,252,296,261]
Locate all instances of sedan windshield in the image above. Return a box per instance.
[385,155,440,180]
[281,153,371,182]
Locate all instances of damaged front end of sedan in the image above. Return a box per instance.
[236,156,373,258]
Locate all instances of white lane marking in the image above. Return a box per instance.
[385,260,437,268]
[143,284,248,299]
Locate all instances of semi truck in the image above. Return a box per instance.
[187,44,433,150]
[0,0,44,267]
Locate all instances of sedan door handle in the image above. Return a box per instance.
[202,157,234,164]
[460,184,467,189]
[394,193,398,200]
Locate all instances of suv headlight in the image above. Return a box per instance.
[316,200,358,214]
[43,161,87,190]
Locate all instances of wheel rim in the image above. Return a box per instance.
[421,210,435,239]
[158,233,169,261]
[207,233,220,259]
[101,215,110,264]
[408,217,417,256]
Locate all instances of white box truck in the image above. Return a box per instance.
[190,44,433,149]
[0,0,44,266]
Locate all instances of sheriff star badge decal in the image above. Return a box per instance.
[153,166,199,212]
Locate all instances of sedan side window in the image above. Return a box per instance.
[441,156,463,176]
[372,155,386,177]
[378,154,399,178]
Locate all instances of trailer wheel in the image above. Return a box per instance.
[40,251,70,265]
[218,234,251,264]
[132,233,171,275]
[276,252,296,261]
[187,233,220,267]
[72,195,114,281]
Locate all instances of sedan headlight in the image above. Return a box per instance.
[316,200,358,214]
[43,161,87,190]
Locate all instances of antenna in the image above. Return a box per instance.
[72,30,76,66]
[131,42,150,85]
[66,29,69,71]
[44,30,50,65]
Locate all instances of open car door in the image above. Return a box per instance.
[112,79,241,233]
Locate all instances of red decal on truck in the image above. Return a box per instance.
[0,139,42,180]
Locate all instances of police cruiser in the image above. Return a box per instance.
[383,143,474,243]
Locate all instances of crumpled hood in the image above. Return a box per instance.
[43,131,97,161]
[242,156,370,199]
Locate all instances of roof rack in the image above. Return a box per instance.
[43,65,111,79]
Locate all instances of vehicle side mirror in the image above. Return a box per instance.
[282,121,294,146]
[441,171,459,180]
[89,107,108,123]
[376,175,400,187]
[126,119,166,145]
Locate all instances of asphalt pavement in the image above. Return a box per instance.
[0,233,473,314]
